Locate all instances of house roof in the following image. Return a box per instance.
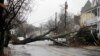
[81,0,92,13]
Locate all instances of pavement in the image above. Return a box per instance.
[9,40,100,56]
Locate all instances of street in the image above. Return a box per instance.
[10,41,100,56]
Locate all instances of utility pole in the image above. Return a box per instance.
[54,12,57,35]
[64,1,68,30]
[40,24,42,35]
[55,12,57,28]
[64,1,68,42]
[55,12,58,40]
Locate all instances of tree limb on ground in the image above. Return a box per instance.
[12,29,77,46]
[12,28,56,44]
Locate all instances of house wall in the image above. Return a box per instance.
[80,12,95,27]
[97,7,100,38]
[74,16,80,25]
[80,0,100,39]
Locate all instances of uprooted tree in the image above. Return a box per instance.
[11,22,77,46]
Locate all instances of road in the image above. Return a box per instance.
[10,40,100,56]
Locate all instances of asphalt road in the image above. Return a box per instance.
[10,41,100,56]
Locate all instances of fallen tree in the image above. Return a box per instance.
[11,25,100,46]
[12,28,77,46]
[12,28,56,44]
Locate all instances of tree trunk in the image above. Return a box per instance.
[4,30,11,47]
[0,0,4,24]
[12,31,75,46]
[0,30,5,56]
[0,0,4,55]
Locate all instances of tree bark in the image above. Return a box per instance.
[0,0,4,55]
[0,30,5,56]
[4,30,11,47]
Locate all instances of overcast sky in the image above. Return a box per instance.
[27,0,88,27]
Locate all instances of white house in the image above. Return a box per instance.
[81,0,100,26]
[80,0,100,38]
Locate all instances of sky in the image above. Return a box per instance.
[27,0,88,27]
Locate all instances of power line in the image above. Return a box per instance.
[28,14,57,25]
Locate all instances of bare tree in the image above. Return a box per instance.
[0,0,31,55]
